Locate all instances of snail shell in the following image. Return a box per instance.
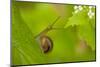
[40,36,53,53]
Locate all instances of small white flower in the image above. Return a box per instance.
[88,12,90,16]
[91,12,95,16]
[74,6,78,10]
[89,15,92,19]
[88,6,95,19]
[73,5,83,14]
[73,5,95,19]
[79,6,83,11]
[89,9,92,13]
[88,11,94,19]
[89,6,92,9]
[83,6,86,8]
[74,10,79,14]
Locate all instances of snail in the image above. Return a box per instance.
[35,16,61,53]
[40,35,53,53]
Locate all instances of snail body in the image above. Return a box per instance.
[40,35,53,53]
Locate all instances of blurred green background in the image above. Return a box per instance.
[12,0,96,66]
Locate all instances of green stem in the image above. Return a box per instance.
[34,16,61,38]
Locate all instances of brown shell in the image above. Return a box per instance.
[40,36,53,53]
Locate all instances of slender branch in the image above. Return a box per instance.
[34,16,61,38]
[49,16,61,28]
[52,27,66,30]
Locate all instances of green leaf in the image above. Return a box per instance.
[16,2,58,36]
[64,8,96,50]
[64,10,89,28]
[46,26,78,62]
[12,3,47,65]
[77,23,96,50]
[16,2,74,37]
[12,2,96,65]
[46,26,95,62]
